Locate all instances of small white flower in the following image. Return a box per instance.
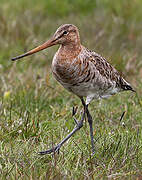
[19,121,23,125]
[18,130,22,133]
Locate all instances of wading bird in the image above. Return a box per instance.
[11,24,135,155]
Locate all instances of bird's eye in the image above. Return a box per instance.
[63,31,68,35]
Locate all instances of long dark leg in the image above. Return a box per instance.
[86,105,95,155]
[81,98,95,155]
[38,100,86,155]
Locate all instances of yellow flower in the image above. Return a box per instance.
[4,91,11,99]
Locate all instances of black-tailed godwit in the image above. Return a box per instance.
[11,24,135,155]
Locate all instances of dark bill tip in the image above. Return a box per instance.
[11,52,30,61]
[11,57,19,61]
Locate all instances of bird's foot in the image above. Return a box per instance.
[38,106,85,156]
[38,144,61,155]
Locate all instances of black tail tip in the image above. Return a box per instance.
[11,57,16,61]
[122,85,136,93]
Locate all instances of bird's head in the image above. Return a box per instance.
[53,24,80,45]
[11,24,80,61]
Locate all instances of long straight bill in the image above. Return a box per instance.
[11,39,55,61]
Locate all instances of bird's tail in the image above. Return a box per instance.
[120,77,136,92]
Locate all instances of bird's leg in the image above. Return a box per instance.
[81,98,95,155]
[86,105,95,155]
[72,106,79,125]
[38,103,86,155]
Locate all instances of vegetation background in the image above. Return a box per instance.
[0,0,142,179]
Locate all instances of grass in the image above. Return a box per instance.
[0,0,142,179]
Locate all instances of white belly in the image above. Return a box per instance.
[60,80,120,105]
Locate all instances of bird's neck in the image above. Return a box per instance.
[58,41,82,59]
